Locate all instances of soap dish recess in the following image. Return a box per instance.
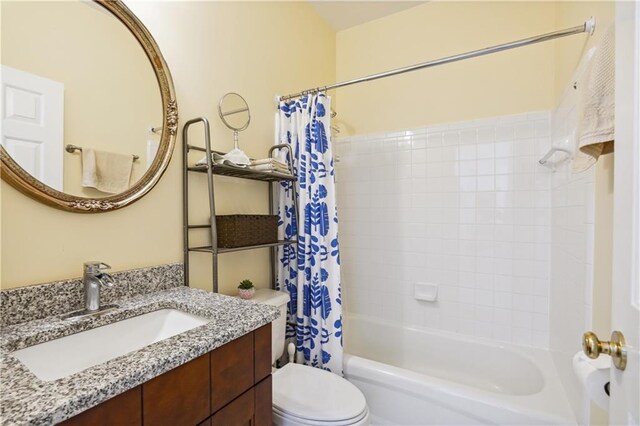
[414,282,438,302]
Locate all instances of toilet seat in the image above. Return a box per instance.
[272,405,369,426]
[273,363,368,425]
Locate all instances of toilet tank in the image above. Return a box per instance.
[251,289,290,364]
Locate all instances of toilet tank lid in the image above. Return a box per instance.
[251,289,290,306]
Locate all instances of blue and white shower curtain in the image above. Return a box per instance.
[276,93,343,375]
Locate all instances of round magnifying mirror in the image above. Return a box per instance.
[217,92,251,165]
[218,92,250,132]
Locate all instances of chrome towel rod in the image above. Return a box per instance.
[65,144,140,161]
[278,17,596,101]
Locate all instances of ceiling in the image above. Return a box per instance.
[308,1,427,31]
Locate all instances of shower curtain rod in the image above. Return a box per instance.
[278,17,596,102]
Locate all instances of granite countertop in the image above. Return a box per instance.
[0,286,280,425]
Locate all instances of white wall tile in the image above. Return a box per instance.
[460,129,478,145]
[459,145,477,160]
[477,127,495,144]
[545,92,596,424]
[337,111,552,348]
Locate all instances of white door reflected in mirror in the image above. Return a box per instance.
[1,66,64,191]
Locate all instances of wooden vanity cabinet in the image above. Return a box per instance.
[254,375,273,426]
[211,332,254,412]
[203,322,272,426]
[60,324,272,426]
[211,387,255,425]
[143,353,210,426]
[59,386,141,426]
[254,324,272,382]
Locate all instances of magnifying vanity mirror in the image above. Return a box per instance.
[217,92,251,165]
[0,0,177,212]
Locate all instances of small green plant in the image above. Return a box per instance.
[238,279,254,290]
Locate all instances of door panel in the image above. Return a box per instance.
[4,137,43,179]
[1,65,64,191]
[611,3,640,424]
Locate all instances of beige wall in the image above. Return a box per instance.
[334,1,557,135]
[334,1,616,136]
[0,1,336,294]
[553,2,616,102]
[591,154,614,426]
[1,1,161,197]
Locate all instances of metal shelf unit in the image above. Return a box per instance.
[182,117,298,292]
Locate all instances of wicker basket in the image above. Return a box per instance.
[215,215,278,248]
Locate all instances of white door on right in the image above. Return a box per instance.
[1,65,64,191]
[610,2,640,425]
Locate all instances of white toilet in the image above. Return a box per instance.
[252,289,370,426]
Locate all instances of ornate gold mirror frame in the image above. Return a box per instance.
[0,0,178,213]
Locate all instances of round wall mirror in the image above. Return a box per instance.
[0,0,178,212]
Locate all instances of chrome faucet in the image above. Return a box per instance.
[83,261,116,312]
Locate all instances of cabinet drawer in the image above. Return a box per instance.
[254,375,273,426]
[143,354,210,426]
[254,324,272,383]
[211,332,254,412]
[59,386,141,426]
[211,388,255,426]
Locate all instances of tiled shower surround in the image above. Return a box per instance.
[334,112,554,348]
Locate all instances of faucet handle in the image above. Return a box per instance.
[83,261,112,274]
[97,272,116,287]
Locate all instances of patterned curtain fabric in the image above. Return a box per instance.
[276,93,343,374]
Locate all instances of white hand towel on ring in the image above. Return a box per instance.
[574,24,615,172]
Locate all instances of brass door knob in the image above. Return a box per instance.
[582,330,627,370]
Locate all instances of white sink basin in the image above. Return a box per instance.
[11,309,210,381]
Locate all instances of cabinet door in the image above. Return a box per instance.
[211,332,254,412]
[211,388,254,426]
[253,375,272,426]
[254,324,272,383]
[143,354,210,426]
[59,386,141,426]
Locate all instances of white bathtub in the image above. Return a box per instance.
[343,315,576,425]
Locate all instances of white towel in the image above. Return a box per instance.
[574,25,615,172]
[196,152,255,168]
[196,152,225,166]
[81,148,133,194]
[251,158,289,169]
[250,163,291,173]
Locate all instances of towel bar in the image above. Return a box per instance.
[65,144,139,161]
